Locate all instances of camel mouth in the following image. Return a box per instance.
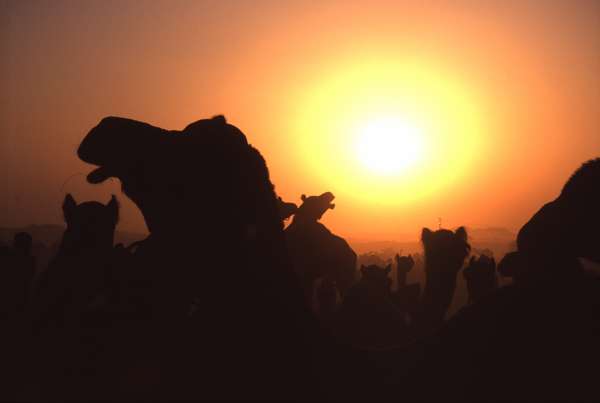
[87,166,114,184]
[322,192,335,204]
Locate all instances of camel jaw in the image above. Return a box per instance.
[86,165,114,184]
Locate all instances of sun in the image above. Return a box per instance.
[287,54,486,206]
[355,116,424,176]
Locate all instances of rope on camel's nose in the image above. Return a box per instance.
[59,172,85,193]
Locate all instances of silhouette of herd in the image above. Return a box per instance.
[0,115,599,401]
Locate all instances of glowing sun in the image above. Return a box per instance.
[288,54,486,206]
[355,116,424,175]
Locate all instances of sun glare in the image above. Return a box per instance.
[355,117,424,176]
[288,54,486,207]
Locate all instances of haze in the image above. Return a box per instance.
[1,0,599,241]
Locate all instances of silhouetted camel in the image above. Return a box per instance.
[32,194,120,325]
[497,250,584,285]
[285,192,357,306]
[520,158,600,254]
[336,264,408,348]
[393,159,600,401]
[77,115,326,400]
[22,194,125,399]
[516,158,600,278]
[395,253,414,289]
[392,253,421,322]
[416,227,470,333]
[497,250,521,279]
[462,254,497,304]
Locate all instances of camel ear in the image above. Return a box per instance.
[63,194,77,222]
[301,194,307,202]
[455,226,468,242]
[421,227,433,243]
[329,203,335,210]
[385,264,392,273]
[107,195,119,223]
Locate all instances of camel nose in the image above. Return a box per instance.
[78,117,119,164]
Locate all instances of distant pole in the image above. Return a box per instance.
[438,217,442,229]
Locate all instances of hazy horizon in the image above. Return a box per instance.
[0,221,518,244]
[2,0,599,241]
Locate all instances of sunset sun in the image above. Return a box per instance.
[289,55,486,206]
[355,116,424,176]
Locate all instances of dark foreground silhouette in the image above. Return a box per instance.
[1,115,599,401]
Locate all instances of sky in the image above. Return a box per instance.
[1,0,599,241]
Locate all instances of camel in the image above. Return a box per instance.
[392,253,421,323]
[284,192,357,306]
[78,116,306,312]
[32,194,120,324]
[395,253,415,289]
[336,264,408,348]
[517,157,600,272]
[77,115,326,400]
[462,254,497,304]
[417,226,471,332]
[394,158,600,401]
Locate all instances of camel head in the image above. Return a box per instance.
[422,227,471,271]
[359,264,393,294]
[61,193,119,252]
[78,115,277,241]
[292,192,336,224]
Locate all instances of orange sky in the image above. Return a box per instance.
[1,1,599,241]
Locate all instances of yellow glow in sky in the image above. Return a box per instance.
[290,56,485,207]
[355,116,425,176]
